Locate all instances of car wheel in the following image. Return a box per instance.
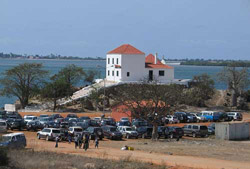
[192,133,196,138]
[37,134,40,139]
[46,136,49,141]
[126,134,130,139]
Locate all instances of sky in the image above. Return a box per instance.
[1,0,250,60]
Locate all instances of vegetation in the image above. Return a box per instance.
[0,52,105,60]
[180,59,250,67]
[184,74,215,107]
[1,149,167,169]
[101,82,184,140]
[217,64,250,107]
[0,63,48,108]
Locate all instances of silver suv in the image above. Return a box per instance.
[37,128,61,141]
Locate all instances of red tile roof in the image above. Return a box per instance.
[145,54,173,69]
[107,44,145,55]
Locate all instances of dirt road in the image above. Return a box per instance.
[21,131,250,169]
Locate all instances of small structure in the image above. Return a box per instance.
[215,122,250,140]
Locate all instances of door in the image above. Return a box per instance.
[149,70,153,81]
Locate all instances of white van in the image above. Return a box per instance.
[0,120,7,133]
[227,112,243,121]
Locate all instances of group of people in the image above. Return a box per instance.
[55,133,99,151]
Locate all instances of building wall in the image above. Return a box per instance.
[111,105,132,122]
[106,54,122,82]
[215,122,250,140]
[144,68,174,83]
[121,54,146,82]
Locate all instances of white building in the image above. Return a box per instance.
[106,44,175,84]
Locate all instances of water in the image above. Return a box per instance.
[0,59,226,108]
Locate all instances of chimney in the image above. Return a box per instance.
[155,53,158,64]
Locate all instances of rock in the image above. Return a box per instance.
[144,142,148,145]
[84,163,95,168]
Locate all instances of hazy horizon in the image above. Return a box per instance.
[1,0,250,60]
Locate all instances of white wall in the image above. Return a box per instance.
[106,54,122,82]
[144,68,174,83]
[121,54,146,82]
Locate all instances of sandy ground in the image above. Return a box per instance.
[13,111,250,169]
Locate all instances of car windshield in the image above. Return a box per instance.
[0,122,6,126]
[40,118,50,121]
[26,117,34,120]
[200,126,208,130]
[74,128,82,132]
[94,128,102,132]
[2,136,11,142]
[40,115,48,117]
[52,130,60,133]
[228,113,235,115]
[126,128,132,131]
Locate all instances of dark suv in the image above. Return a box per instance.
[183,124,208,138]
[83,127,104,140]
[174,112,188,123]
[167,126,184,138]
[101,126,123,140]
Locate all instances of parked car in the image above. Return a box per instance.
[165,115,179,124]
[26,120,43,131]
[120,117,130,121]
[39,114,49,118]
[67,114,78,118]
[68,126,83,136]
[200,111,220,122]
[0,120,7,133]
[37,128,62,141]
[0,111,7,120]
[60,122,69,128]
[102,125,123,140]
[39,117,54,127]
[227,112,243,121]
[0,133,26,148]
[208,123,215,135]
[132,120,150,130]
[135,126,152,138]
[190,113,205,122]
[83,127,104,140]
[9,119,26,131]
[100,119,116,126]
[50,114,63,120]
[174,112,188,123]
[79,116,90,122]
[54,118,64,123]
[218,112,233,122]
[167,126,184,138]
[118,126,138,139]
[183,124,208,138]
[24,115,38,123]
[116,121,131,127]
[186,113,197,123]
[75,122,89,130]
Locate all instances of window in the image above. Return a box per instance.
[117,71,119,76]
[127,72,130,77]
[108,58,110,64]
[112,58,114,64]
[159,70,165,76]
[108,70,110,76]
[117,58,119,64]
[112,71,114,76]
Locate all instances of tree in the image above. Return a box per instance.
[109,82,184,140]
[84,70,100,84]
[40,74,71,111]
[57,64,85,87]
[185,74,215,107]
[0,63,48,108]
[217,64,250,107]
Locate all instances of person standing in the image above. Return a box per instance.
[74,135,78,149]
[84,134,89,151]
[94,136,99,149]
[55,136,59,148]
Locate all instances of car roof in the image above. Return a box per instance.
[3,132,25,137]
[70,126,82,129]
[43,128,60,130]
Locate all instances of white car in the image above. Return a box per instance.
[24,116,37,123]
[190,113,205,122]
[68,126,83,136]
[0,120,7,133]
[165,115,179,124]
[227,112,243,121]
[118,126,138,139]
[120,117,130,122]
[37,128,61,141]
